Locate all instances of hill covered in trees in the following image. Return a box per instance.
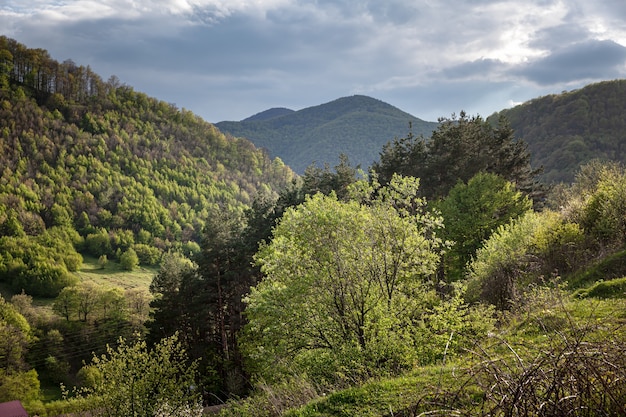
[490,79,626,184]
[215,95,439,173]
[0,36,294,297]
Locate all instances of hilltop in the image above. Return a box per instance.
[216,95,439,173]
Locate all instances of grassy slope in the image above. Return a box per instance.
[75,255,156,291]
[286,297,626,416]
[218,277,626,417]
[1,255,155,308]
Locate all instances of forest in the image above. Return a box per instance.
[492,79,626,184]
[1,37,626,417]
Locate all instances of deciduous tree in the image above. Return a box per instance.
[77,334,200,417]
[243,175,445,381]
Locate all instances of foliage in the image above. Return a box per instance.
[233,291,626,417]
[244,175,451,383]
[372,111,544,203]
[97,254,108,269]
[0,229,81,297]
[0,35,294,299]
[147,161,363,402]
[119,247,139,271]
[0,369,44,414]
[467,210,585,309]
[75,333,200,417]
[437,172,532,280]
[495,79,626,183]
[52,281,148,324]
[218,376,320,417]
[0,295,43,414]
[576,165,626,247]
[216,95,438,174]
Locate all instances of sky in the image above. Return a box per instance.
[2,0,626,123]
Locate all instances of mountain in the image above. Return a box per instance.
[216,95,439,173]
[0,36,294,296]
[243,107,295,121]
[490,79,626,184]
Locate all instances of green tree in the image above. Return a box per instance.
[437,172,532,281]
[53,285,79,321]
[77,334,200,417]
[120,247,139,270]
[373,112,545,203]
[0,296,42,414]
[243,175,445,382]
[98,254,108,269]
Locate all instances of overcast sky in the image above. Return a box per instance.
[2,1,626,123]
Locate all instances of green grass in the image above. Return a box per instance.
[567,248,626,289]
[75,254,157,291]
[574,276,626,299]
[219,291,626,417]
[285,366,480,417]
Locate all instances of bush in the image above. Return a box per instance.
[119,247,139,270]
[132,243,162,265]
[467,210,587,310]
[85,228,112,257]
[218,376,320,417]
[466,212,544,309]
[465,321,626,416]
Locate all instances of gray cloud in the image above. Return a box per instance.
[517,40,626,85]
[2,0,626,122]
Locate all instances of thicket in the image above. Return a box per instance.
[468,160,626,310]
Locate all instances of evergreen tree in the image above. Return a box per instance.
[373,112,545,204]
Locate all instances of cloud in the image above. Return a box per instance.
[517,39,626,85]
[1,0,626,122]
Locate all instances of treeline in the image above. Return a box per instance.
[0,36,294,296]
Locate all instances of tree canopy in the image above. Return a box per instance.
[76,334,201,417]
[372,112,545,204]
[0,36,294,297]
[242,175,488,383]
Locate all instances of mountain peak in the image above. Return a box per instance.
[216,95,438,173]
[242,107,295,122]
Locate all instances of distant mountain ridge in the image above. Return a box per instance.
[243,107,295,122]
[491,79,626,184]
[217,95,439,173]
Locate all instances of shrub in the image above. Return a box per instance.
[119,247,139,270]
[467,210,587,310]
[465,320,626,416]
[132,243,162,265]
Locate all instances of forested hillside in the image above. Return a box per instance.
[0,36,294,297]
[216,95,439,173]
[491,79,626,184]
